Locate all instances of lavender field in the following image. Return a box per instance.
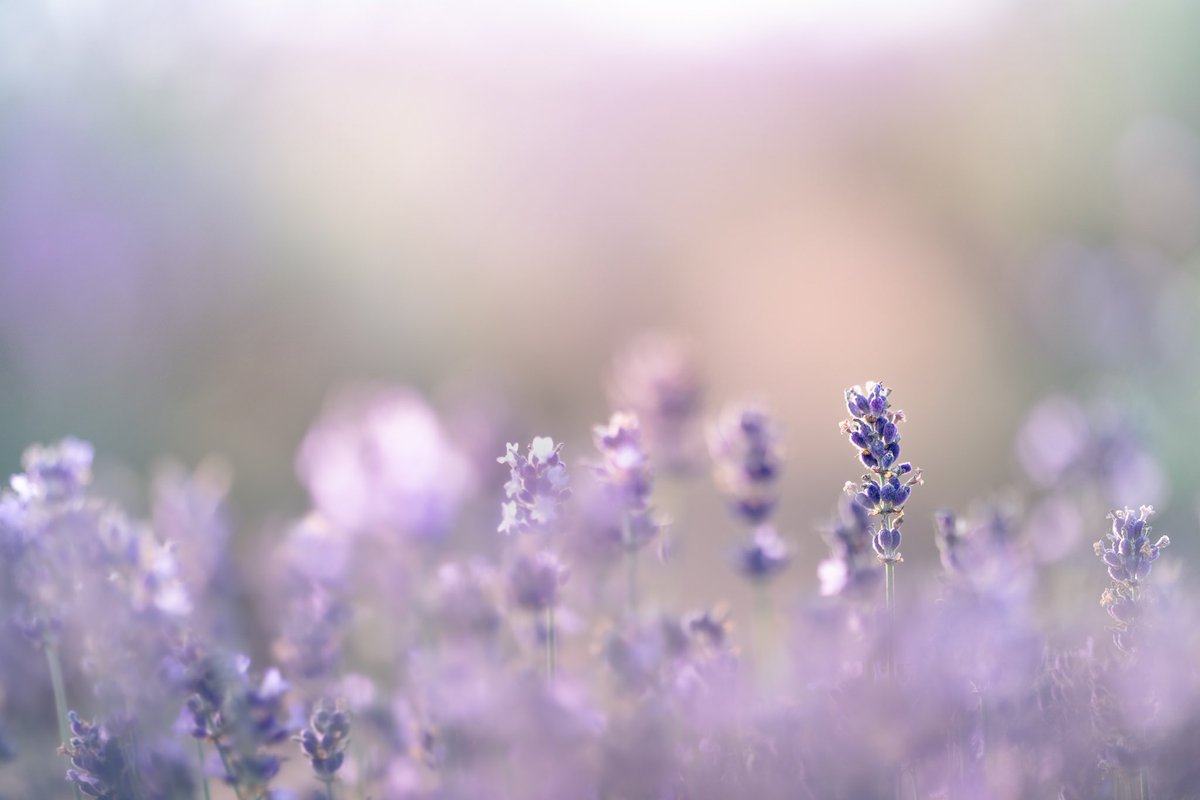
[5,1,1200,799]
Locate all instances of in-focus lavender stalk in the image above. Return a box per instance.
[1095,505,1169,655]
[840,382,922,678]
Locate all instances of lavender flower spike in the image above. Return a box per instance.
[1095,505,1169,654]
[840,382,922,564]
[592,412,662,551]
[1094,505,1169,586]
[498,437,571,535]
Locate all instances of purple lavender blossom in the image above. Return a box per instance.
[817,496,881,598]
[733,526,791,582]
[592,412,662,551]
[498,437,571,536]
[507,549,569,612]
[840,382,921,564]
[296,703,351,781]
[1096,506,1169,654]
[62,711,135,800]
[709,404,783,526]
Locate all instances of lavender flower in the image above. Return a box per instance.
[733,526,791,582]
[183,652,292,796]
[498,437,571,536]
[591,413,662,551]
[709,404,783,526]
[817,496,880,598]
[62,711,135,800]
[296,703,351,781]
[840,382,921,564]
[1095,506,1169,654]
[507,549,569,613]
[609,333,703,471]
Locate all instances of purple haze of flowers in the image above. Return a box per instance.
[709,404,784,526]
[734,526,791,582]
[840,382,921,564]
[507,549,570,612]
[609,333,703,472]
[591,412,662,551]
[818,496,881,598]
[1017,395,1165,508]
[497,437,571,536]
[297,386,472,540]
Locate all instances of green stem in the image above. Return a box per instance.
[212,738,247,800]
[45,646,83,800]
[884,561,896,678]
[545,604,557,682]
[323,778,336,800]
[197,739,212,800]
[1138,769,1149,800]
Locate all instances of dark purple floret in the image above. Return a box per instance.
[62,711,135,800]
[296,703,351,781]
[1094,505,1168,586]
[733,526,791,582]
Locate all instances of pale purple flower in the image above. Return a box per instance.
[297,386,472,540]
[498,437,571,535]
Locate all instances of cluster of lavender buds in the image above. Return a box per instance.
[498,437,571,536]
[62,712,134,800]
[1094,505,1170,653]
[709,404,791,582]
[11,361,1200,800]
[182,653,292,796]
[296,704,351,782]
[840,382,922,564]
[591,413,662,553]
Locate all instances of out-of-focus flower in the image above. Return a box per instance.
[709,404,783,526]
[296,703,351,781]
[609,333,703,472]
[592,412,663,552]
[429,561,503,643]
[1017,395,1165,508]
[498,437,571,536]
[62,711,135,800]
[507,549,569,612]
[818,496,880,598]
[183,652,292,796]
[297,387,472,540]
[733,526,791,582]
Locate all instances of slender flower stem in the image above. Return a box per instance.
[545,604,557,682]
[884,561,896,677]
[622,513,639,618]
[1138,769,1149,800]
[323,778,336,800]
[197,739,213,800]
[45,645,83,800]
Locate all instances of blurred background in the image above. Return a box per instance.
[3,0,1200,599]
